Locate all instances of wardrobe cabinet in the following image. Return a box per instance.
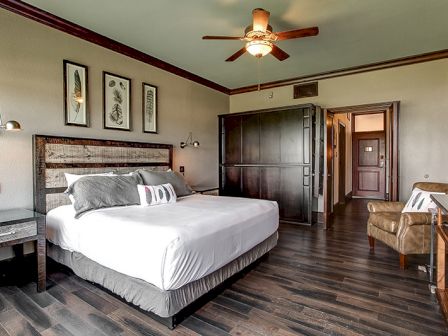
[219,104,320,224]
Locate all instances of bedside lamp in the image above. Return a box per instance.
[0,113,21,131]
[180,132,200,149]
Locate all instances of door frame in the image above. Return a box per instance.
[338,121,346,205]
[323,101,399,229]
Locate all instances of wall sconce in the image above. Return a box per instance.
[0,113,21,131]
[180,132,200,149]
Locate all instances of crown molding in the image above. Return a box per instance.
[229,49,448,95]
[0,0,230,94]
[1,1,446,96]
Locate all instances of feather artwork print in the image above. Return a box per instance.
[105,74,129,129]
[71,70,82,121]
[146,89,154,125]
[110,103,123,125]
[109,88,123,125]
[113,89,123,104]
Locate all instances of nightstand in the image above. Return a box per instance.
[192,187,219,195]
[0,209,46,292]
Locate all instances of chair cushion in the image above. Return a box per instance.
[369,212,401,234]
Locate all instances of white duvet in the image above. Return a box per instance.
[46,194,278,290]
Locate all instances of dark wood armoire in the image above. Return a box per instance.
[219,104,323,225]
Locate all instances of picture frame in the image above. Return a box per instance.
[103,72,131,131]
[142,82,158,133]
[63,60,88,127]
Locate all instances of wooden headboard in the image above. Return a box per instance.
[33,135,173,214]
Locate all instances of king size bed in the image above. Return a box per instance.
[34,135,279,329]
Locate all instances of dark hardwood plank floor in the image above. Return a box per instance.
[0,199,446,335]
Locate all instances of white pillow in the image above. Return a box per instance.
[402,187,445,213]
[64,172,114,203]
[137,183,177,206]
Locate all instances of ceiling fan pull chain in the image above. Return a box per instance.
[257,57,261,91]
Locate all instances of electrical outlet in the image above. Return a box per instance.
[179,166,185,173]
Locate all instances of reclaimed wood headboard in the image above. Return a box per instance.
[33,135,173,214]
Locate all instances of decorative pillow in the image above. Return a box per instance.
[402,188,445,213]
[66,174,143,218]
[137,183,177,206]
[137,170,193,197]
[65,172,114,204]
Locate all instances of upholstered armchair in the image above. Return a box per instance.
[367,182,448,269]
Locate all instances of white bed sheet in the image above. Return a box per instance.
[46,194,278,290]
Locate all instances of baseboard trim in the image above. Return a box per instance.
[312,211,324,224]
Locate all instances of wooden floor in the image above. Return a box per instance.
[0,199,446,335]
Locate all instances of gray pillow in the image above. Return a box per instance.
[137,170,193,197]
[66,174,143,218]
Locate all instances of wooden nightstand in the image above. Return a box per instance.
[0,209,46,292]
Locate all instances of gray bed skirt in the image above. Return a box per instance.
[48,232,278,318]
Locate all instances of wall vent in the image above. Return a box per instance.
[294,82,318,99]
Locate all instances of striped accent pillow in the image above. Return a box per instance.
[137,183,177,206]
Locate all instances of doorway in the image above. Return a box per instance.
[323,102,399,229]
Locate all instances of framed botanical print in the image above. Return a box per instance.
[142,83,157,133]
[103,72,131,131]
[64,60,88,127]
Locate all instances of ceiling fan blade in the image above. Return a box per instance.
[225,47,247,62]
[202,36,242,40]
[252,8,270,32]
[275,27,319,41]
[271,45,289,61]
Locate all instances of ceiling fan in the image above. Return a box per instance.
[202,8,319,62]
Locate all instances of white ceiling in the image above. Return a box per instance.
[24,0,448,89]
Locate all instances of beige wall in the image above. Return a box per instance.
[333,114,352,205]
[0,10,228,258]
[230,58,448,202]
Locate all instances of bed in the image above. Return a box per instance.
[34,135,279,329]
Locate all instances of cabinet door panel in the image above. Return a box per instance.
[222,167,241,196]
[280,110,304,164]
[260,112,281,163]
[280,167,306,222]
[224,116,241,164]
[260,167,280,201]
[242,167,260,199]
[242,114,260,163]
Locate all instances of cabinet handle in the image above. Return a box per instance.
[0,231,16,237]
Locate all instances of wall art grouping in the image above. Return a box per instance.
[63,60,158,133]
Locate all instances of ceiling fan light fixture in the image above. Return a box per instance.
[245,40,273,58]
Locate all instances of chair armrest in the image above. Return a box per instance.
[400,212,432,226]
[367,201,405,213]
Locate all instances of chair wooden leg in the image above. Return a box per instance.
[368,236,375,250]
[399,254,407,270]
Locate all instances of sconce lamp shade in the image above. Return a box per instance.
[192,140,200,148]
[4,120,21,131]
[0,113,21,131]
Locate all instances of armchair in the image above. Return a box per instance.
[367,182,448,269]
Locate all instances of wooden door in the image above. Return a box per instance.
[353,131,386,199]
[338,122,346,204]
